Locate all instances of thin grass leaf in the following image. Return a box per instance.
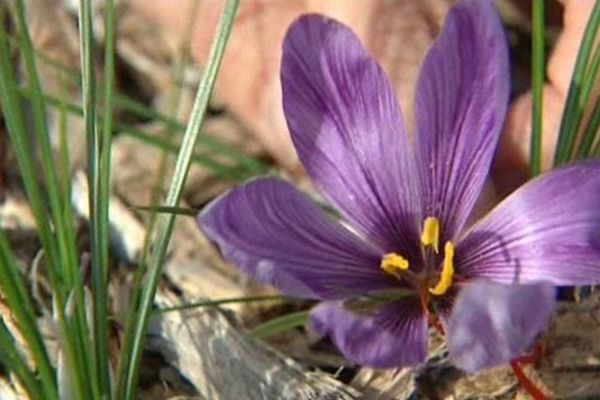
[5,32,80,81]
[139,0,200,287]
[576,42,600,158]
[0,230,57,400]
[76,0,114,394]
[249,310,311,339]
[156,295,287,313]
[8,29,270,177]
[0,9,89,399]
[7,31,268,174]
[589,96,600,155]
[554,1,600,165]
[115,1,239,398]
[14,85,262,181]
[0,320,46,399]
[115,94,268,174]
[77,0,108,394]
[529,0,544,176]
[56,73,80,305]
[7,1,59,295]
[58,72,72,209]
[121,124,252,180]
[12,0,83,299]
[12,1,98,394]
[131,205,199,217]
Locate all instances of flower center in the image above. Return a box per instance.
[379,216,455,297]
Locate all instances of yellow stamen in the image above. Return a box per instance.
[429,241,455,295]
[380,253,409,276]
[420,216,440,253]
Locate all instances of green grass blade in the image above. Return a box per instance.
[56,73,80,297]
[12,0,84,305]
[101,0,116,270]
[115,1,239,398]
[529,0,544,176]
[576,43,600,158]
[249,310,310,339]
[17,87,257,182]
[12,1,97,392]
[138,0,199,293]
[5,32,269,174]
[553,1,600,165]
[76,0,106,393]
[14,85,263,180]
[588,96,600,155]
[131,205,199,217]
[155,295,286,313]
[114,95,268,174]
[12,0,95,397]
[0,320,46,399]
[0,230,57,400]
[0,8,93,398]
[9,1,61,294]
[120,124,252,180]
[76,0,115,395]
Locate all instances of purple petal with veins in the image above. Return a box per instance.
[281,13,421,257]
[310,299,427,368]
[414,0,509,243]
[457,161,600,286]
[199,178,393,300]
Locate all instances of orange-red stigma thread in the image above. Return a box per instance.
[509,343,547,400]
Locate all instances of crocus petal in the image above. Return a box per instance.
[415,0,509,241]
[281,14,421,255]
[198,178,393,300]
[447,281,555,372]
[457,161,600,285]
[310,299,427,368]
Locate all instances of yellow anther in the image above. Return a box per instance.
[429,241,455,296]
[380,253,409,276]
[421,216,440,253]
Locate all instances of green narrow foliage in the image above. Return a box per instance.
[249,310,311,339]
[77,0,111,395]
[156,295,286,313]
[0,230,57,400]
[12,0,81,298]
[122,125,252,180]
[115,1,239,398]
[576,42,600,158]
[15,86,265,180]
[6,33,268,174]
[554,1,600,165]
[114,95,268,174]
[589,96,600,155]
[7,0,61,300]
[0,10,75,400]
[529,0,544,176]
[0,320,46,399]
[132,205,199,217]
[11,0,96,397]
[57,74,80,293]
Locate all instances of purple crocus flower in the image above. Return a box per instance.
[198,0,600,371]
